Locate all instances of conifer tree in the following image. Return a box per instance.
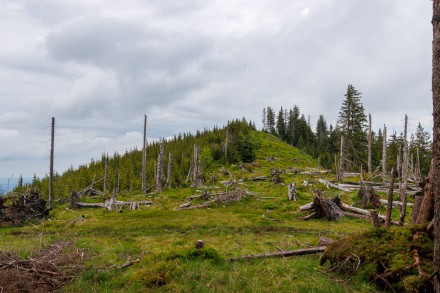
[337,84,368,171]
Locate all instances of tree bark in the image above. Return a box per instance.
[382,125,387,185]
[156,139,165,193]
[228,246,326,262]
[338,135,345,182]
[141,114,147,193]
[399,114,409,225]
[368,113,372,178]
[288,182,297,201]
[433,1,440,289]
[385,168,394,229]
[49,117,55,210]
[370,210,381,228]
[411,195,424,224]
[416,160,434,224]
[166,151,172,189]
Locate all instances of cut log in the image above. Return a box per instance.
[228,246,326,262]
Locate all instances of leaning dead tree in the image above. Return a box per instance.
[156,139,165,193]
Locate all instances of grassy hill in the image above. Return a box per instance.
[1,129,382,292]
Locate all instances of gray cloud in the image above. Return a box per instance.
[0,0,433,178]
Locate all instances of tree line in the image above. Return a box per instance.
[19,119,259,198]
[262,84,432,175]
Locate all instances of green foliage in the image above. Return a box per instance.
[337,84,368,171]
[239,134,260,163]
[200,146,213,169]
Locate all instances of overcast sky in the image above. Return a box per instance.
[0,0,433,180]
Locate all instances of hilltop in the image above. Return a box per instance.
[0,121,387,292]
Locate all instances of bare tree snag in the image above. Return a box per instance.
[370,210,380,228]
[383,125,387,185]
[156,139,165,193]
[399,114,409,225]
[225,122,229,160]
[338,135,345,182]
[192,144,201,187]
[412,195,424,224]
[416,147,422,180]
[432,1,440,288]
[368,113,372,178]
[228,246,326,262]
[288,183,297,201]
[166,151,172,189]
[385,168,395,229]
[104,154,108,196]
[141,114,147,193]
[49,117,55,210]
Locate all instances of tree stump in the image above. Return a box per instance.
[288,183,297,201]
[195,240,204,249]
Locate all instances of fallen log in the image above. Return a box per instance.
[299,202,314,211]
[245,176,268,181]
[379,199,413,207]
[318,179,351,192]
[228,246,326,262]
[340,203,401,226]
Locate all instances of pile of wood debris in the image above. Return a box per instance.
[0,241,86,292]
[0,188,49,226]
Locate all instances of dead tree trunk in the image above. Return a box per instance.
[417,161,435,225]
[103,154,108,196]
[368,113,372,178]
[433,2,440,289]
[370,210,380,228]
[141,114,147,193]
[415,147,421,179]
[192,144,201,187]
[49,117,55,210]
[399,114,409,225]
[288,183,297,201]
[166,151,172,189]
[412,195,424,224]
[156,139,165,193]
[383,125,387,185]
[338,135,345,183]
[385,168,395,229]
[225,123,229,160]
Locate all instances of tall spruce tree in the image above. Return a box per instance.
[276,107,287,140]
[337,85,368,171]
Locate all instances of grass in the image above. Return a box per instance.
[0,131,405,292]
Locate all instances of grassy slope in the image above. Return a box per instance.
[1,131,385,292]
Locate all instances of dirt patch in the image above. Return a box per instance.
[0,241,87,292]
